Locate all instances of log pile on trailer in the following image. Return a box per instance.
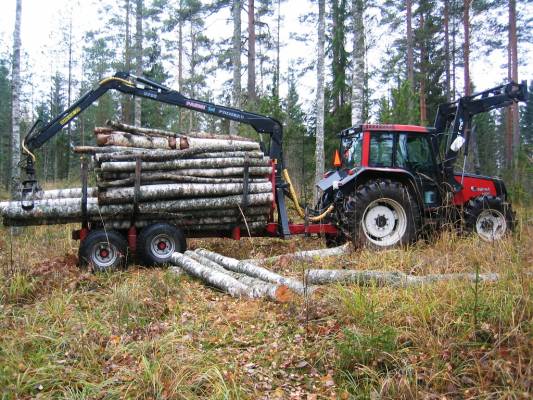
[0,121,274,234]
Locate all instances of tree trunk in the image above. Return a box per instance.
[444,0,451,101]
[99,166,272,179]
[170,253,253,298]
[10,0,22,199]
[123,0,132,124]
[245,243,351,264]
[134,0,142,126]
[196,248,309,294]
[230,0,241,135]
[314,0,326,204]
[304,269,501,287]
[406,0,414,99]
[247,0,256,105]
[95,149,265,162]
[463,0,470,97]
[177,0,183,131]
[97,181,272,204]
[98,174,268,188]
[419,13,427,125]
[65,15,73,179]
[509,0,519,168]
[351,0,365,125]
[187,251,292,302]
[274,0,281,99]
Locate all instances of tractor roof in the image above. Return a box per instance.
[339,124,433,137]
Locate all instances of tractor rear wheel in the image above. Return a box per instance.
[464,196,514,241]
[342,179,421,249]
[137,223,186,266]
[78,230,128,272]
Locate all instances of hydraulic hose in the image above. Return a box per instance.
[282,169,334,222]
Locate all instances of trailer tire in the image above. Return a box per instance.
[342,179,420,249]
[137,223,186,267]
[79,230,128,272]
[464,196,514,241]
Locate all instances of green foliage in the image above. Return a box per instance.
[377,80,419,124]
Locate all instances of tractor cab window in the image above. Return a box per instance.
[340,133,363,168]
[369,133,394,167]
[396,134,436,176]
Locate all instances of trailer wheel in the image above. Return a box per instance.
[78,230,128,272]
[342,179,421,249]
[464,196,514,241]
[137,223,186,267]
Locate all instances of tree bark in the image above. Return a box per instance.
[463,0,470,97]
[314,0,326,204]
[134,0,142,125]
[170,252,252,298]
[351,0,365,126]
[406,0,414,97]
[245,243,351,264]
[97,181,272,204]
[123,0,132,124]
[444,0,451,101]
[196,249,309,294]
[509,0,520,168]
[247,0,256,105]
[99,156,270,172]
[304,269,501,287]
[230,0,242,135]
[95,149,264,163]
[98,174,268,188]
[99,166,272,179]
[187,251,292,302]
[10,0,22,199]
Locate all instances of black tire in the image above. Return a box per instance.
[78,230,128,272]
[137,223,186,267]
[464,196,514,241]
[341,179,421,249]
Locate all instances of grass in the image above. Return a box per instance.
[0,210,531,399]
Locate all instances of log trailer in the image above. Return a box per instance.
[12,72,528,270]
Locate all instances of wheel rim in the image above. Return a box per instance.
[149,233,176,260]
[91,241,119,269]
[361,198,407,246]
[475,209,507,241]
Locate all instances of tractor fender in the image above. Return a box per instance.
[337,167,425,215]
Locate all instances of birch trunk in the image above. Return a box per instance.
[314,0,326,204]
[305,269,502,287]
[10,0,22,199]
[95,149,263,163]
[74,146,152,154]
[99,166,272,179]
[351,0,365,126]
[97,182,272,204]
[170,252,252,297]
[196,249,309,295]
[230,0,241,135]
[247,0,256,105]
[246,243,351,264]
[38,187,98,199]
[134,0,142,125]
[98,174,268,188]
[187,251,291,302]
[1,193,273,222]
[99,156,270,172]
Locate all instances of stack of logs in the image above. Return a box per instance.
[0,121,274,232]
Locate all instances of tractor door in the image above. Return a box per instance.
[395,133,442,209]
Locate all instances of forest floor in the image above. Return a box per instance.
[0,208,531,399]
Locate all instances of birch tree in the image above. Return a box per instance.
[10,0,22,199]
[247,0,256,106]
[508,0,519,168]
[351,0,365,125]
[230,0,242,135]
[314,0,325,203]
[134,0,143,126]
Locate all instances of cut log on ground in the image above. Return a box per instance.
[186,251,292,302]
[196,249,310,295]
[304,269,504,287]
[245,243,351,264]
[170,252,252,298]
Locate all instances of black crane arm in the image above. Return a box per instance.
[433,80,528,191]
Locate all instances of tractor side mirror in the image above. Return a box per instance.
[450,136,465,152]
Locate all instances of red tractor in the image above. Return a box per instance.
[314,81,528,248]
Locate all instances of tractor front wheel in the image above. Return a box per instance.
[342,180,421,249]
[464,196,514,241]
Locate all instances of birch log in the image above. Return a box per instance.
[97,182,272,204]
[304,269,502,287]
[99,156,270,172]
[0,193,273,224]
[99,166,272,180]
[245,243,351,264]
[95,149,265,163]
[195,249,309,295]
[186,251,292,302]
[98,175,268,188]
[74,146,153,154]
[170,252,252,298]
[36,187,98,200]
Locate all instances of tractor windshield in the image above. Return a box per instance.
[340,133,363,169]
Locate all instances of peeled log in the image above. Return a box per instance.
[99,156,270,173]
[304,269,502,287]
[186,251,292,302]
[0,193,273,225]
[98,182,272,204]
[170,252,252,298]
[196,249,309,295]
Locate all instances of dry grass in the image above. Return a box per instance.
[0,210,531,399]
